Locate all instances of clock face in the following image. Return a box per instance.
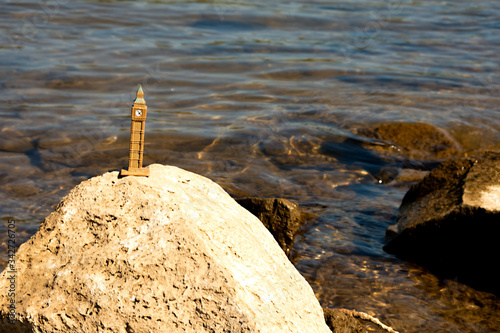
[135,109,143,117]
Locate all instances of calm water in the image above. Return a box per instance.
[1,0,500,331]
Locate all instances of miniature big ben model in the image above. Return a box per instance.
[121,86,150,177]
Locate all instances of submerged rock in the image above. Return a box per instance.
[236,198,305,255]
[323,308,364,333]
[0,164,330,333]
[384,152,500,294]
[358,122,463,161]
[375,166,429,185]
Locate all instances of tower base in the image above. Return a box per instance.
[120,166,150,177]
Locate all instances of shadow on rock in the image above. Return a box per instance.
[236,197,306,256]
[384,151,500,295]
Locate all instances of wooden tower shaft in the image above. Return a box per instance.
[128,121,145,170]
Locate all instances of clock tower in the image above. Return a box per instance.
[121,85,150,177]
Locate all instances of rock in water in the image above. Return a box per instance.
[0,164,330,333]
[384,152,500,294]
[358,122,462,160]
[323,308,364,333]
[236,198,305,255]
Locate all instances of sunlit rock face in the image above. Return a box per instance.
[0,164,330,333]
[385,152,500,294]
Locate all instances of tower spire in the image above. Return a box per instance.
[134,85,146,104]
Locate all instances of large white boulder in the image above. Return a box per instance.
[0,164,330,333]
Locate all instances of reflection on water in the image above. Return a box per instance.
[1,0,500,331]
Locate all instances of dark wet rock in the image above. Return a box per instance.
[376,166,429,185]
[375,166,400,184]
[391,168,429,184]
[358,122,463,161]
[236,198,305,255]
[323,308,364,333]
[384,151,500,294]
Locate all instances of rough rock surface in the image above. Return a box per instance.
[0,164,330,333]
[384,152,500,294]
[236,198,305,255]
[323,308,364,333]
